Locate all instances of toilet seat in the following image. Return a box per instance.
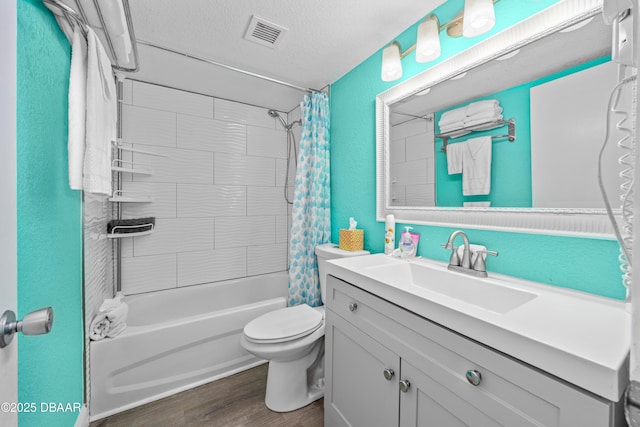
[244,304,324,344]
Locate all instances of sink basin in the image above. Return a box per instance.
[363,261,537,314]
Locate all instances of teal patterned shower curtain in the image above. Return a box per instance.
[288,92,331,307]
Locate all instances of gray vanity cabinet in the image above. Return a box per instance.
[324,275,622,427]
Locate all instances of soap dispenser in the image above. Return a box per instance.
[400,226,415,259]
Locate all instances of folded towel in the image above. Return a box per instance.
[466,100,501,116]
[89,312,110,341]
[463,201,491,207]
[105,302,128,338]
[464,108,503,123]
[439,107,467,127]
[439,122,467,132]
[441,129,472,139]
[463,118,505,131]
[91,293,129,340]
[462,136,492,196]
[107,217,156,234]
[84,28,116,195]
[447,142,464,175]
[68,27,87,191]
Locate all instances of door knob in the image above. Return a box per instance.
[383,369,395,381]
[348,302,358,312]
[399,379,411,393]
[0,307,54,348]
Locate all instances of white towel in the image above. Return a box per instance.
[84,29,116,195]
[441,129,472,139]
[105,301,128,338]
[464,107,503,121]
[89,312,110,341]
[447,142,464,174]
[463,201,491,207]
[466,100,501,116]
[68,27,87,191]
[462,136,492,195]
[439,107,467,127]
[463,118,504,131]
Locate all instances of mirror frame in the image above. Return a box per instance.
[376,0,621,238]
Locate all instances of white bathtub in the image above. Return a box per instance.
[89,272,288,420]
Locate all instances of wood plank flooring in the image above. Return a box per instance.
[89,363,324,427]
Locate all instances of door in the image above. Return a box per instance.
[325,311,400,427]
[0,1,18,426]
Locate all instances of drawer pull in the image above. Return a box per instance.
[348,302,358,312]
[383,369,395,381]
[399,379,411,393]
[465,370,482,386]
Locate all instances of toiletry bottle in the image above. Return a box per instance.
[385,214,395,255]
[400,226,415,259]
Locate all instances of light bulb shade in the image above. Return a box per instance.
[462,0,496,37]
[381,42,403,82]
[416,16,441,63]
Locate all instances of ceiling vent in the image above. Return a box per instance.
[244,15,288,49]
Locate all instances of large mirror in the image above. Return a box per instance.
[376,0,633,236]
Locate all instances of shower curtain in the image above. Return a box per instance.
[288,92,331,307]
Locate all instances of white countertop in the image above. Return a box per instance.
[326,254,630,402]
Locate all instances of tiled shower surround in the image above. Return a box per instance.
[119,80,293,295]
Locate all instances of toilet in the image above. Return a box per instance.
[240,243,370,412]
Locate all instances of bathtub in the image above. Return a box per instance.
[89,272,288,420]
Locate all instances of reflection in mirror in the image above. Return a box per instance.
[387,13,627,209]
[376,2,636,235]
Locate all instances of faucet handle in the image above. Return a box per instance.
[472,250,498,272]
[441,243,460,266]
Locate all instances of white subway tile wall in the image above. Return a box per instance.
[120,81,290,294]
[389,116,436,207]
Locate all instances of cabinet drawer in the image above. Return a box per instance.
[326,275,617,427]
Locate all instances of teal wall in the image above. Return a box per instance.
[17,1,84,426]
[331,0,627,300]
[435,56,609,207]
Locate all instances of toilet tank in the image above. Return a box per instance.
[315,243,369,304]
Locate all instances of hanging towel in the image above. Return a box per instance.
[68,26,88,190]
[462,136,492,195]
[447,142,464,174]
[84,28,116,195]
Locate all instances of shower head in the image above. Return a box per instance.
[267,109,289,129]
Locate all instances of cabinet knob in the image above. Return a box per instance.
[399,379,411,393]
[348,302,358,312]
[465,369,482,386]
[383,369,395,381]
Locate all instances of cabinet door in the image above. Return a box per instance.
[325,310,400,427]
[400,360,502,427]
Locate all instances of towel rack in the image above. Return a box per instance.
[437,118,516,154]
[42,0,139,72]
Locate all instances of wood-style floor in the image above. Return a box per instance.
[89,363,324,427]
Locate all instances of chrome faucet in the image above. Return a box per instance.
[441,230,472,269]
[441,230,498,277]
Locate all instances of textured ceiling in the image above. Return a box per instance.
[127,0,447,91]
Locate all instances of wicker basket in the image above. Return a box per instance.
[339,229,364,251]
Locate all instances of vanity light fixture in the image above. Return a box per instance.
[416,15,441,63]
[462,0,497,37]
[381,41,403,81]
[381,0,498,81]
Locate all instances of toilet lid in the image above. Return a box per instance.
[244,304,324,344]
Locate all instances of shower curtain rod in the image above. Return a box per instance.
[137,40,318,94]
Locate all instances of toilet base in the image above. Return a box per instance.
[264,340,325,412]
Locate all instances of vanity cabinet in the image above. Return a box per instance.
[324,275,622,427]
